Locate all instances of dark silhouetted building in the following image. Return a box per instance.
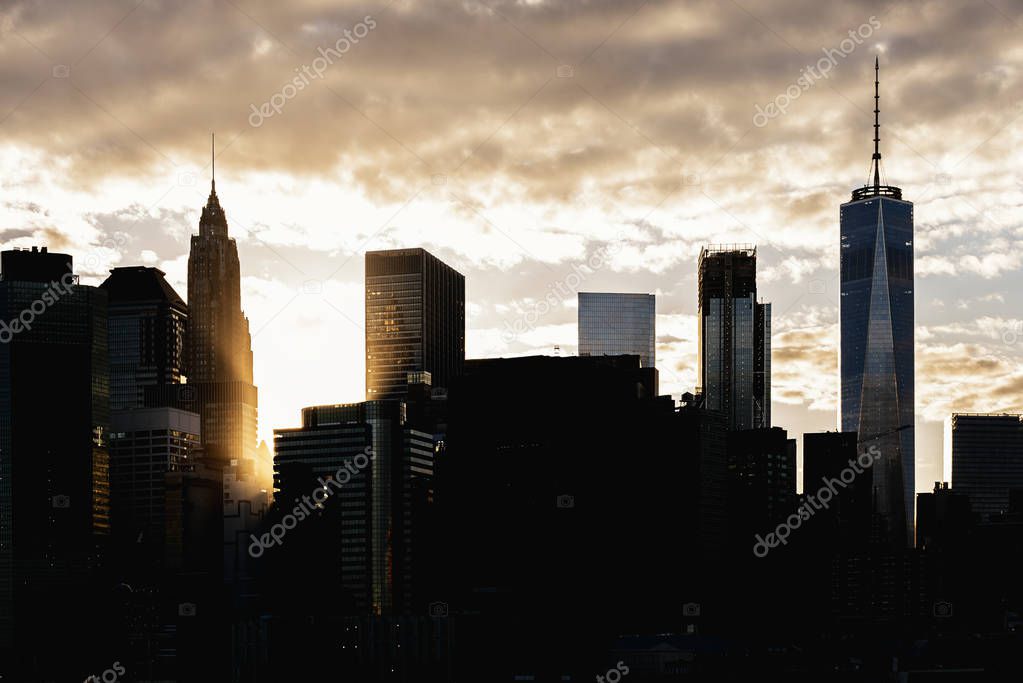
[916,482,973,552]
[273,401,434,616]
[578,292,656,369]
[698,245,771,430]
[727,427,796,548]
[100,266,187,411]
[948,413,1023,522]
[0,247,111,677]
[435,354,704,678]
[840,60,915,547]
[108,407,201,568]
[803,431,871,549]
[365,248,464,400]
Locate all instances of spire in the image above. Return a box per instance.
[852,56,901,201]
[200,132,228,234]
[210,132,216,196]
[872,57,881,190]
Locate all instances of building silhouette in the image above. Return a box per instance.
[273,401,434,616]
[840,59,915,547]
[108,407,202,568]
[365,248,464,400]
[578,292,656,369]
[100,266,187,411]
[0,247,112,676]
[436,354,701,678]
[948,413,1023,522]
[697,245,771,430]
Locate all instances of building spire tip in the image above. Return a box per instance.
[211,132,216,194]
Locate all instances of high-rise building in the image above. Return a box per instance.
[916,481,973,551]
[839,59,914,547]
[436,355,690,677]
[803,431,871,549]
[947,413,1023,522]
[697,245,771,430]
[0,247,110,669]
[578,292,656,369]
[182,174,260,495]
[108,407,202,563]
[365,248,465,401]
[100,266,187,411]
[727,427,796,546]
[273,401,434,615]
[186,181,253,387]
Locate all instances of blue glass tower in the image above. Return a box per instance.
[840,58,914,547]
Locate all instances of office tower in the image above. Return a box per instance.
[273,401,434,616]
[108,407,201,563]
[947,413,1023,522]
[182,171,260,494]
[101,266,187,411]
[697,245,771,430]
[916,482,973,551]
[0,247,110,671]
[435,355,685,678]
[727,427,797,546]
[839,59,914,547]
[365,248,465,400]
[803,431,871,549]
[578,292,656,368]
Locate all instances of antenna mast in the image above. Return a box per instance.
[872,57,880,190]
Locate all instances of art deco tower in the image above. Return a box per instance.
[182,145,259,492]
[186,177,253,386]
[840,58,915,548]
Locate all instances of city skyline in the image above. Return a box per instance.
[3,1,1023,493]
[4,2,1023,679]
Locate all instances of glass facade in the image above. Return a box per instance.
[949,413,1023,522]
[108,408,201,556]
[365,249,465,400]
[274,401,434,616]
[840,194,915,547]
[698,246,771,430]
[101,267,187,411]
[577,292,656,368]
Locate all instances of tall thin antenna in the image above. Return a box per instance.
[872,57,880,190]
[211,132,216,193]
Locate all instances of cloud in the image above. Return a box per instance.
[4,0,1023,445]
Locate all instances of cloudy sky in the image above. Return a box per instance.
[2,0,1022,490]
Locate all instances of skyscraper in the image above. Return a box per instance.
[0,247,110,669]
[947,413,1023,522]
[839,59,914,547]
[697,245,771,430]
[108,407,202,564]
[183,170,260,493]
[273,401,435,615]
[578,292,656,368]
[365,248,465,400]
[101,266,187,411]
